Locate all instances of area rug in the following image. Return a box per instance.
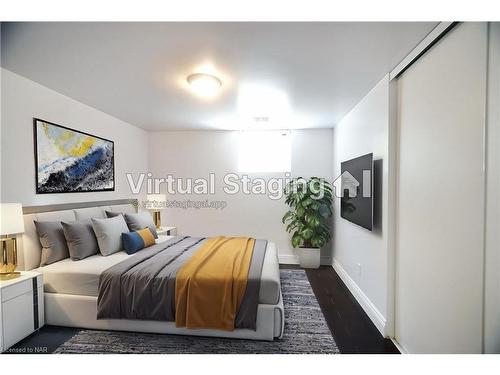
[54,269,339,354]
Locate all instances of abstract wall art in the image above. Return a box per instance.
[34,118,115,193]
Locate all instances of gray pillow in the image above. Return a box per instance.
[91,215,130,256]
[105,210,121,218]
[61,220,99,260]
[34,221,70,266]
[124,212,158,239]
[74,207,106,221]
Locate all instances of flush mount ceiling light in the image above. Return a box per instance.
[187,73,222,98]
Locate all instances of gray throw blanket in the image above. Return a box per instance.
[97,236,267,330]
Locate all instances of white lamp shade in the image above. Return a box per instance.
[145,194,167,210]
[0,203,25,235]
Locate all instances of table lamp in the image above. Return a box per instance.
[146,194,167,229]
[0,203,25,280]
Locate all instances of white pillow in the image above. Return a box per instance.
[91,215,129,256]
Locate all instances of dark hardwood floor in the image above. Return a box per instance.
[6,265,398,354]
[5,326,78,354]
[303,266,399,354]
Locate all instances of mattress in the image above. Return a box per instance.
[38,236,281,305]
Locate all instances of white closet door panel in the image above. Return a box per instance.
[396,22,487,353]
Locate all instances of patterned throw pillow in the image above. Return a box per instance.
[121,228,156,255]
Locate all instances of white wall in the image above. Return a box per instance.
[332,75,391,335]
[147,129,334,263]
[1,68,148,205]
[395,22,487,353]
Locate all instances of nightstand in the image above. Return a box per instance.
[0,271,44,353]
[157,226,177,236]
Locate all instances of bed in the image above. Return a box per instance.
[18,200,284,341]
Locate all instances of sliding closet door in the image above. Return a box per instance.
[395,23,487,353]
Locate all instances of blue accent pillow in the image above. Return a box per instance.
[122,231,146,254]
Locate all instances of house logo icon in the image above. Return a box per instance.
[333,171,359,198]
[332,170,371,198]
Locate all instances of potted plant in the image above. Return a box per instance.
[282,177,333,269]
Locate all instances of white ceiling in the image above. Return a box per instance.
[1,22,437,131]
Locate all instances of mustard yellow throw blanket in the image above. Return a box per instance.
[175,236,255,331]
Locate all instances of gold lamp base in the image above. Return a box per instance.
[0,271,21,281]
[1,237,20,281]
[152,211,161,229]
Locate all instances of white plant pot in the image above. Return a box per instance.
[299,247,321,269]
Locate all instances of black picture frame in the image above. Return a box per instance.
[33,118,115,194]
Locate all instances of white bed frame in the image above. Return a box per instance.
[19,200,285,341]
[45,292,284,341]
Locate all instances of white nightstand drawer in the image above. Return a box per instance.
[1,279,32,303]
[2,290,35,349]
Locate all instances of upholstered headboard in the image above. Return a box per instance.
[18,199,138,271]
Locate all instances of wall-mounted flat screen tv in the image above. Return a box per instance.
[340,153,373,231]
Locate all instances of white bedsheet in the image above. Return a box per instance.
[38,236,281,305]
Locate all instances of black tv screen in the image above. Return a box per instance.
[340,153,373,231]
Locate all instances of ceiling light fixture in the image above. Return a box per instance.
[187,73,222,98]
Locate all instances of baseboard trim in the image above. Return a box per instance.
[391,338,408,354]
[278,254,299,264]
[278,254,333,265]
[332,259,387,336]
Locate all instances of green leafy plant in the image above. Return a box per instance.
[282,177,333,248]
